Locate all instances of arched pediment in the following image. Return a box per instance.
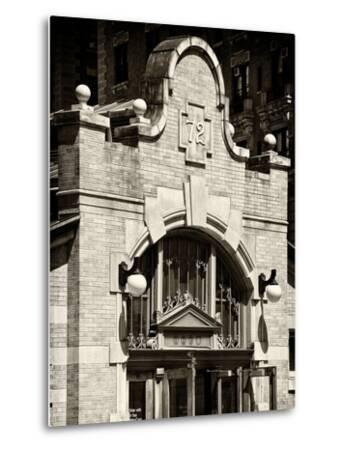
[144,36,226,109]
[140,36,249,161]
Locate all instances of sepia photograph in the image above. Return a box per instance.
[49,16,295,426]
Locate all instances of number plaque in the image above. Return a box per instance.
[179,101,213,165]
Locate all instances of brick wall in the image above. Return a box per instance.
[49,260,68,426]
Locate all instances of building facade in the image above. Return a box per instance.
[49,19,295,426]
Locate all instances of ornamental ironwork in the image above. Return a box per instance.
[162,289,204,314]
[125,234,243,351]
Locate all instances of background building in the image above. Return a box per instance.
[49,17,295,426]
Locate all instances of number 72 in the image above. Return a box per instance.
[186,120,205,145]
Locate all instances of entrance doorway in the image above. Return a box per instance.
[128,367,239,420]
[126,351,277,420]
[167,369,222,417]
[195,370,218,415]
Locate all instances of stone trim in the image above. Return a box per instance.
[248,150,291,172]
[253,342,289,362]
[49,306,67,324]
[50,346,109,365]
[57,188,144,205]
[50,388,67,403]
[51,109,110,131]
[243,214,288,226]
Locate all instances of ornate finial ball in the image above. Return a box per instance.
[75,84,91,104]
[133,98,147,117]
[264,133,277,150]
[228,122,235,137]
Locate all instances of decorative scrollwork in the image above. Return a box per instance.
[127,332,137,349]
[162,289,199,314]
[165,258,174,268]
[163,290,186,313]
[232,300,240,317]
[146,336,158,350]
[128,332,147,349]
[128,333,159,350]
[217,334,225,349]
[135,333,146,349]
[195,259,208,275]
[183,290,194,304]
[217,333,240,349]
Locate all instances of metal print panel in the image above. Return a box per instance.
[49,16,295,426]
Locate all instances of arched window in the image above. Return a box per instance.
[126,230,244,349]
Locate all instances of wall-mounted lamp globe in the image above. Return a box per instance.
[119,258,147,297]
[258,269,282,302]
[265,283,282,302]
[126,269,147,297]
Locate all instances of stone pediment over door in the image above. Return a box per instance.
[157,303,221,350]
[158,303,221,331]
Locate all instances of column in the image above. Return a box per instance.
[217,376,222,414]
[270,367,277,410]
[187,355,196,416]
[162,372,170,419]
[242,369,251,412]
[236,367,243,412]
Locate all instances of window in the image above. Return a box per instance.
[163,236,210,313]
[145,28,159,61]
[114,42,128,84]
[126,232,243,349]
[236,139,248,149]
[257,141,263,155]
[289,328,295,371]
[271,47,293,99]
[216,256,241,348]
[231,64,249,113]
[257,66,263,92]
[129,381,146,420]
[274,127,289,156]
[221,377,237,413]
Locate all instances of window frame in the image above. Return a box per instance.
[126,230,248,349]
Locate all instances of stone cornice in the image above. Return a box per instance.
[248,150,291,172]
[243,214,288,226]
[57,188,144,205]
[51,109,110,131]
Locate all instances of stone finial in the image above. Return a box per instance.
[129,98,150,125]
[264,133,277,151]
[73,84,93,111]
[228,122,235,138]
[133,99,147,118]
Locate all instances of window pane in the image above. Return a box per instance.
[129,381,146,420]
[216,254,241,347]
[222,378,237,413]
[114,42,128,84]
[289,329,295,371]
[162,236,210,311]
[169,379,187,417]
